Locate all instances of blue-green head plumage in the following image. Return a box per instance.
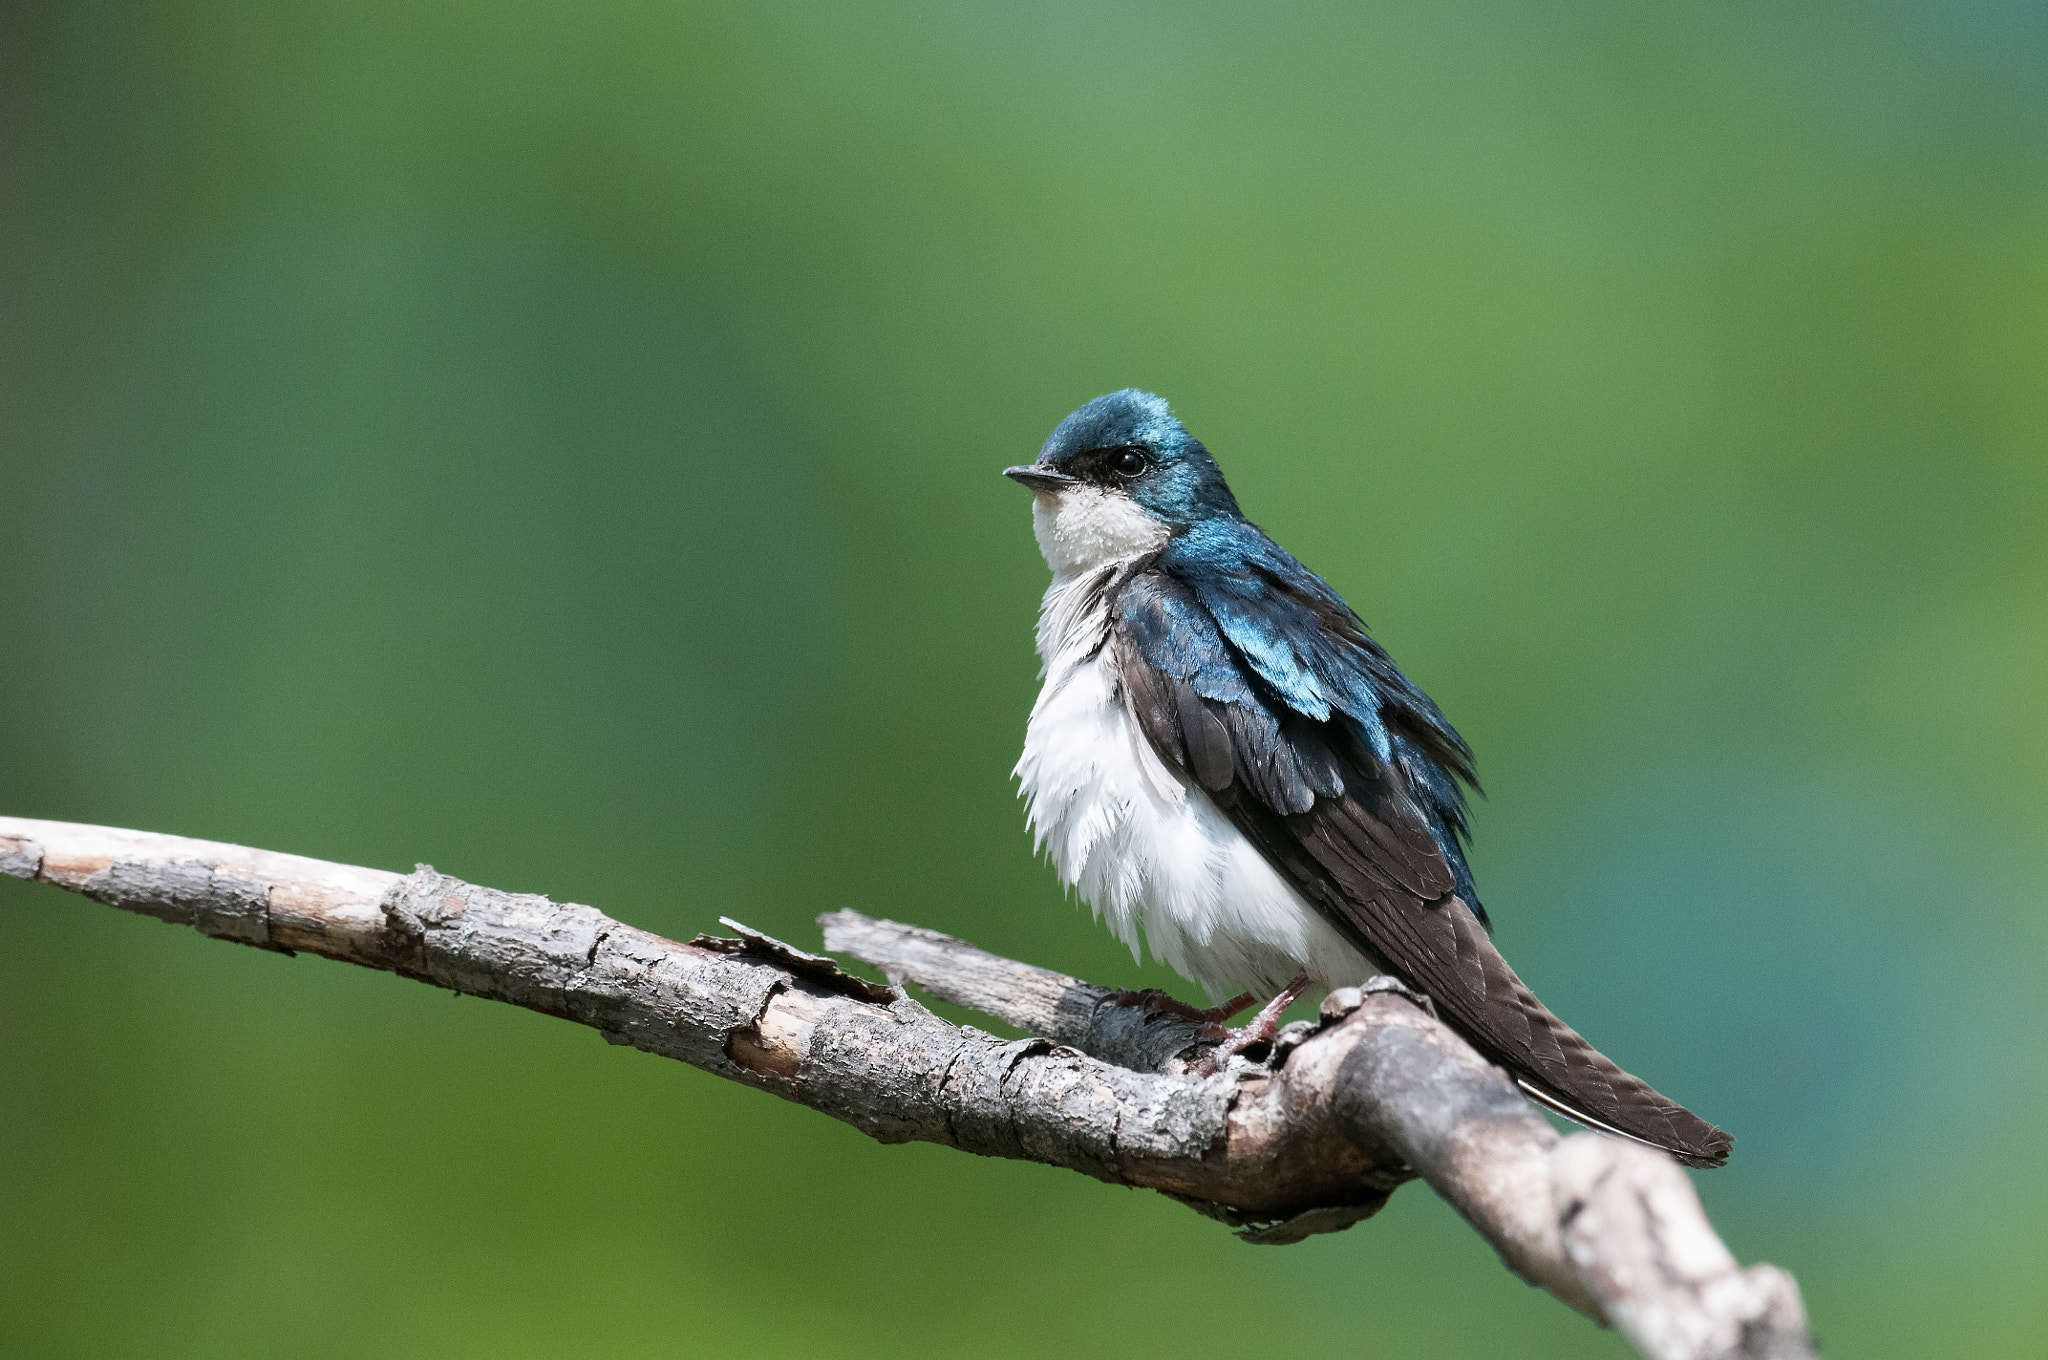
[1028,389,1243,528]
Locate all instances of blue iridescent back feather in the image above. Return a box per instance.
[1157,522,1484,923]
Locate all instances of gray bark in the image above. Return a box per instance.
[1,815,1812,1360]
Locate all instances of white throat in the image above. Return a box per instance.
[1030,485,1170,578]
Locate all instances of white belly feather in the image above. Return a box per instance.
[1014,555,1380,1000]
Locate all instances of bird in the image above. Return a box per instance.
[1006,389,1732,1169]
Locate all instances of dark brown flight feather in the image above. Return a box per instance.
[1110,568,1733,1169]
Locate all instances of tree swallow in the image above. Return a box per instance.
[1007,389,1731,1168]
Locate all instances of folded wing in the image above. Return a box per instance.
[1111,552,1732,1168]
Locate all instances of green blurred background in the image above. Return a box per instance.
[4,2,2045,1355]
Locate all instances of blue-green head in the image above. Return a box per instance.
[1004,391,1242,540]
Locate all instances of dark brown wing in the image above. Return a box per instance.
[1111,569,1732,1168]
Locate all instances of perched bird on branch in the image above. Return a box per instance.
[1007,389,1731,1168]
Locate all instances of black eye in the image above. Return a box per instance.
[1111,448,1147,477]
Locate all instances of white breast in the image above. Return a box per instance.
[1014,556,1379,1000]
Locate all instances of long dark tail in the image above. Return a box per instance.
[1504,1030,1733,1170]
[1436,902,1733,1168]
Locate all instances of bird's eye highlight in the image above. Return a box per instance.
[1111,448,1147,477]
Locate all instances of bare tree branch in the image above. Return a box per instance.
[1,815,1811,1360]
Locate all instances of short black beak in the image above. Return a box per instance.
[1004,464,1079,492]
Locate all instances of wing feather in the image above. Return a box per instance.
[1109,561,1732,1168]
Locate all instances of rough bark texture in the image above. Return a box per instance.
[2,815,1812,1360]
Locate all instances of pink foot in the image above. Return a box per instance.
[1104,987,1257,1034]
[1190,972,1313,1077]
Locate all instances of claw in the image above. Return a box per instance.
[1104,987,1257,1027]
[1188,971,1314,1077]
